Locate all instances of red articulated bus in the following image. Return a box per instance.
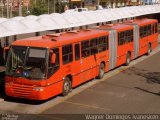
[97,18,158,68]
[5,19,158,100]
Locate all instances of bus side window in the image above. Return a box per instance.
[144,26,147,37]
[106,36,109,50]
[126,30,133,43]
[90,38,98,55]
[155,23,158,33]
[48,48,60,78]
[140,26,147,38]
[81,40,90,58]
[130,30,133,42]
[152,24,155,34]
[97,36,107,52]
[125,30,130,43]
[62,44,73,64]
[147,25,151,35]
[75,44,80,61]
[118,32,125,45]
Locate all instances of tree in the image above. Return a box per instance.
[30,1,48,15]
[55,1,68,13]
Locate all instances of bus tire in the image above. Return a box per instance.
[125,52,131,66]
[147,43,152,55]
[97,63,105,79]
[62,77,71,96]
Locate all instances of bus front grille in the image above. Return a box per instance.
[12,84,33,97]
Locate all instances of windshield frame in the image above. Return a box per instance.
[6,45,49,80]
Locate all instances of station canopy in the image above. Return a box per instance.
[0,4,160,38]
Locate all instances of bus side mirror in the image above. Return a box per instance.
[51,53,56,64]
[4,47,9,62]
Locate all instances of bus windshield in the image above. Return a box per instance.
[6,46,47,80]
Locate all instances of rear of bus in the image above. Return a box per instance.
[138,19,158,55]
[126,19,159,56]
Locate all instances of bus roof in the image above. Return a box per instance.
[12,29,109,48]
[125,18,158,26]
[98,23,134,32]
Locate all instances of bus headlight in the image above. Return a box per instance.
[33,87,44,92]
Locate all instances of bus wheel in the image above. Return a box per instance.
[125,53,131,66]
[62,77,71,96]
[147,43,152,55]
[98,63,105,79]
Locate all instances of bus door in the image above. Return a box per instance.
[139,25,149,56]
[72,43,83,86]
[80,40,91,82]
[108,30,117,70]
[90,38,98,78]
[133,24,139,58]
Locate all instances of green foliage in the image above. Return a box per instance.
[55,2,69,13]
[30,1,48,15]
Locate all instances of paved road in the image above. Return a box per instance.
[0,46,159,120]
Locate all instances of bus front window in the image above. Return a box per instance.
[6,46,27,77]
[6,46,47,80]
[24,48,47,80]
